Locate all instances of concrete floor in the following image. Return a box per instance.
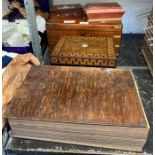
[3,34,153,155]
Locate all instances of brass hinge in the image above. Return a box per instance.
[115,45,120,48]
[113,35,121,39]
[114,24,122,29]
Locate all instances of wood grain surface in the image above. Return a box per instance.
[7,66,147,128]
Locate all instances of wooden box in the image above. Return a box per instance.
[7,66,149,152]
[85,3,125,22]
[51,36,116,67]
[49,4,84,24]
[47,23,122,56]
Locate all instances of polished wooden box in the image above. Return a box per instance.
[49,4,84,24]
[51,4,83,17]
[47,22,122,56]
[51,36,116,67]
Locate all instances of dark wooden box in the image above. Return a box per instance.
[49,4,85,24]
[51,36,117,67]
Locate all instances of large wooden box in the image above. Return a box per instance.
[47,23,122,56]
[51,36,116,67]
[7,66,149,151]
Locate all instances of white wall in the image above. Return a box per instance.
[51,0,153,33]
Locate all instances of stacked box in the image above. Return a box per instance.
[85,3,125,24]
[47,3,124,57]
[49,4,84,24]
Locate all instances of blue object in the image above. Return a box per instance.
[2,56,13,68]
[2,45,32,54]
[2,46,31,54]
[8,0,50,13]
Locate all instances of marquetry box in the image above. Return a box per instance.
[51,36,116,67]
[47,22,122,56]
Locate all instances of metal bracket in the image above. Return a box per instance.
[24,0,42,62]
[114,24,122,29]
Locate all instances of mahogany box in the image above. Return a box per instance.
[49,4,85,24]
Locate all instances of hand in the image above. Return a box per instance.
[8,1,21,10]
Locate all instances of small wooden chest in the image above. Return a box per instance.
[51,36,116,67]
[49,4,84,24]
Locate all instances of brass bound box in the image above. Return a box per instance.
[51,36,116,67]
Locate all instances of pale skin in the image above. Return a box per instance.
[8,1,49,20]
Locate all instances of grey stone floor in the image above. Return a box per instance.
[118,34,147,67]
